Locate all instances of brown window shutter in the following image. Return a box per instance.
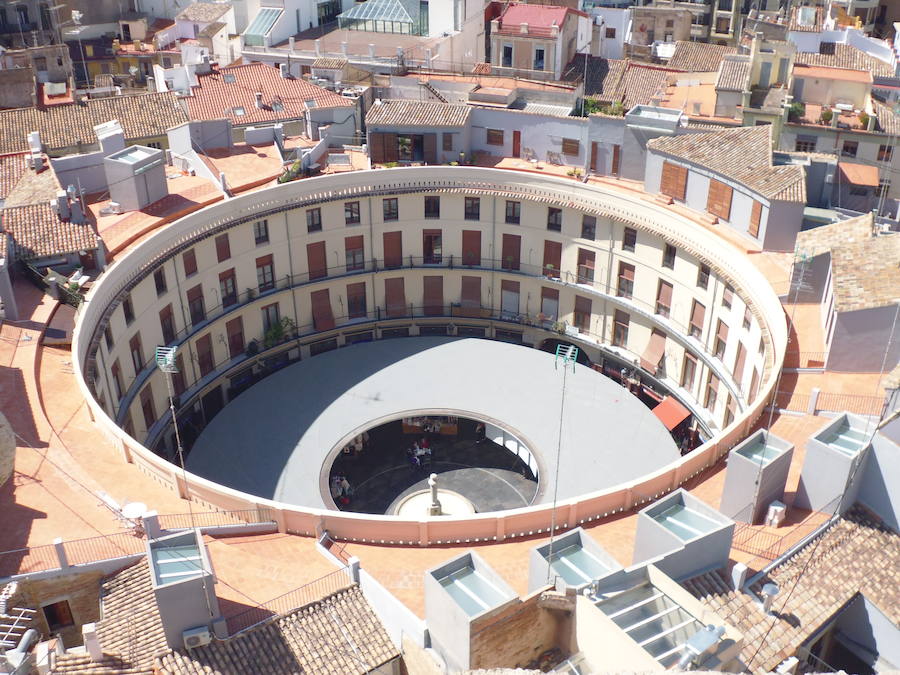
[749,200,762,238]
[215,234,230,262]
[541,287,559,301]
[383,132,399,163]
[383,231,402,268]
[717,319,729,343]
[706,179,733,220]
[657,280,673,306]
[461,230,481,266]
[660,161,688,200]
[347,282,367,318]
[226,317,244,358]
[542,240,562,276]
[310,289,335,330]
[196,333,213,376]
[140,385,156,428]
[612,144,621,175]
[733,342,746,382]
[502,234,521,269]
[620,262,635,281]
[577,248,595,268]
[423,133,437,164]
[256,253,273,268]
[574,296,591,315]
[384,278,406,317]
[307,241,327,280]
[501,279,519,294]
[423,276,443,315]
[186,284,203,303]
[345,235,364,252]
[460,276,481,315]
[369,132,385,163]
[691,300,706,329]
[183,249,197,277]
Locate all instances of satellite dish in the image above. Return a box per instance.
[129,65,139,76]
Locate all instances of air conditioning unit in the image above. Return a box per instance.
[183,626,211,650]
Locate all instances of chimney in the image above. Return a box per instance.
[692,101,701,114]
[254,91,263,108]
[868,113,876,131]
[425,48,433,65]
[831,109,838,128]
[761,582,779,614]
[196,54,212,75]
[56,190,70,220]
[369,43,376,58]
[314,39,322,57]
[82,623,103,662]
[340,41,348,56]
[520,22,529,34]
[288,36,295,52]
[279,63,289,78]
[146,75,155,92]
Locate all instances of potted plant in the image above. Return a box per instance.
[820,108,833,124]
[246,339,259,356]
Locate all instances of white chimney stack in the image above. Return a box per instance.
[314,39,322,57]
[369,43,376,58]
[254,91,263,108]
[761,582,779,614]
[82,623,103,662]
[288,36,295,52]
[520,22,528,34]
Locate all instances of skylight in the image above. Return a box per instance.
[233,106,246,116]
[223,73,236,84]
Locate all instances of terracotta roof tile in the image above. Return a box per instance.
[175,2,232,23]
[647,125,806,202]
[495,3,588,38]
[617,63,673,108]
[716,55,751,92]
[684,507,900,673]
[0,92,188,155]
[366,99,471,127]
[794,44,893,78]
[0,153,27,200]
[3,203,98,260]
[52,560,169,675]
[186,62,353,127]
[795,212,874,258]
[668,41,736,73]
[312,57,348,70]
[872,99,900,135]
[156,586,399,675]
[563,55,627,101]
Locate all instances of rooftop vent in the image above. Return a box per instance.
[520,22,529,34]
[676,624,726,670]
[761,582,779,614]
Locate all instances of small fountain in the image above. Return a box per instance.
[394,473,476,517]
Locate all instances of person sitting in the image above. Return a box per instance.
[420,437,431,454]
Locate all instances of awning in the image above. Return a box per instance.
[838,162,879,187]
[640,330,666,373]
[653,396,691,431]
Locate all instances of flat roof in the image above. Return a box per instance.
[793,64,873,84]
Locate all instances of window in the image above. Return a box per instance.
[724,395,736,427]
[383,232,402,269]
[111,360,123,400]
[795,136,816,153]
[681,353,697,390]
[697,263,710,289]
[581,215,596,240]
[122,296,135,325]
[187,285,205,325]
[347,282,367,319]
[306,208,322,233]
[195,334,213,377]
[129,334,143,374]
[662,243,676,269]
[104,325,114,350]
[540,287,559,321]
[424,196,440,218]
[878,144,893,162]
[749,201,762,238]
[841,141,858,158]
[307,241,327,280]
[253,219,269,245]
[423,276,443,316]
[486,129,504,146]
[462,230,481,266]
[345,235,364,271]
[182,249,198,277]
[42,600,74,632]
[261,303,281,332]
[665,19,674,27]
[505,200,520,224]
[733,342,747,382]
[232,106,246,116]
[344,201,360,225]
[617,262,635,298]
[605,27,616,38]
[547,207,562,232]
[577,248,595,283]
[502,44,513,68]
[574,296,592,332]
[543,240,562,278]
[159,305,176,345]
[689,300,705,338]
[443,133,453,152]
[561,138,580,156]
[704,371,718,409]
[219,269,237,308]
[383,198,398,221]
[153,268,167,296]
[501,234,521,270]
[706,179,733,220]
[215,233,230,262]
[256,254,275,292]
[877,178,890,199]
[533,47,545,71]
[464,197,480,220]
[423,230,442,264]
[743,306,751,330]
[722,284,733,309]
[612,309,629,347]
[714,319,729,358]
[849,186,869,196]
[660,161,688,201]
[622,227,636,252]
[226,317,244,359]
[656,280,673,317]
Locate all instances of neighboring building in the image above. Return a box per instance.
[793,213,900,373]
[666,40,735,72]
[626,6,692,60]
[646,125,807,251]
[174,2,239,65]
[366,99,472,164]
[110,19,182,82]
[184,61,359,143]
[489,3,592,80]
[0,0,57,48]
[586,6,630,59]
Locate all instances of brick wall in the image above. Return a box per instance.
[469,591,568,670]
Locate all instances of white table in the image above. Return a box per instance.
[121,502,147,520]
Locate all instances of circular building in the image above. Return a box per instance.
[73,167,787,545]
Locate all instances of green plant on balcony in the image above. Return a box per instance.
[263,316,298,349]
[820,108,833,124]
[859,111,870,129]
[277,160,303,184]
[787,101,805,121]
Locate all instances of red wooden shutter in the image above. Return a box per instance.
[733,342,747,382]
[502,234,521,269]
[691,300,706,332]
[196,333,213,376]
[707,179,733,220]
[182,248,197,277]
[461,230,481,266]
[347,282,367,318]
[542,240,562,277]
[215,234,230,262]
[226,317,244,358]
[749,200,762,238]
[307,241,327,280]
[460,276,481,316]
[423,133,437,164]
[383,133,399,163]
[612,144,621,176]
[423,276,443,316]
[384,278,406,317]
[383,231,402,268]
[660,161,688,200]
[369,132,385,163]
[640,329,667,374]
[310,289,335,330]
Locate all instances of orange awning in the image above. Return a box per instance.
[838,162,879,187]
[653,396,691,431]
[640,330,666,373]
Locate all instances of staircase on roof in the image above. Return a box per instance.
[0,583,36,653]
[419,81,448,103]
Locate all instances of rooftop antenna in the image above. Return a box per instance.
[546,343,578,584]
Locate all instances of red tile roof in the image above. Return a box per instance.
[0,153,27,200]
[3,203,98,260]
[495,3,588,38]
[186,62,353,127]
